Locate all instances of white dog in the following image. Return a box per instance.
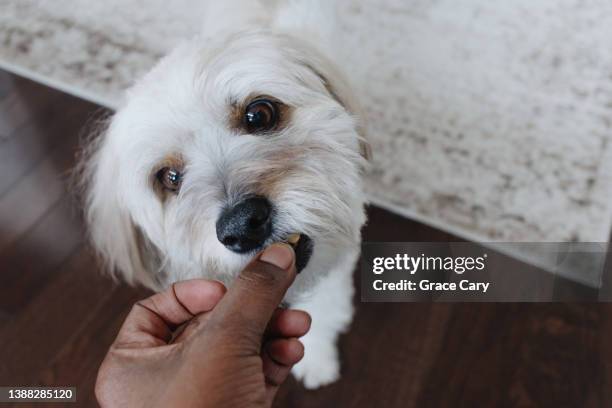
[80,0,369,389]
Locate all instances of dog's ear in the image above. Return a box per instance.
[77,120,163,290]
[303,59,372,163]
[322,75,372,162]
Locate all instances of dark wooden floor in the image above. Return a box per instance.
[0,70,610,407]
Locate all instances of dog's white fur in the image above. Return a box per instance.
[81,0,368,389]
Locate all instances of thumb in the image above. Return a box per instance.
[208,243,297,350]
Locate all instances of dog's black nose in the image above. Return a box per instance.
[216,196,273,253]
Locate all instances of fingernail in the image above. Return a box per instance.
[260,243,295,270]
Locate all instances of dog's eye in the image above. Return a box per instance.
[244,99,278,134]
[156,167,182,192]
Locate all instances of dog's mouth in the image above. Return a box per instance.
[285,233,313,273]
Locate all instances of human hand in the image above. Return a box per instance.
[95,243,310,408]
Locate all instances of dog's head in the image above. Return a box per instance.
[81,30,368,290]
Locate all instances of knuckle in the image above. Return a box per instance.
[239,262,286,287]
[192,316,260,352]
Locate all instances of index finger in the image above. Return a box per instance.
[113,279,226,348]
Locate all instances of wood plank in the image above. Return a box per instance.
[0,100,103,196]
[0,198,84,314]
[415,304,602,407]
[0,75,61,138]
[0,109,93,253]
[0,249,119,385]
[0,73,14,100]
